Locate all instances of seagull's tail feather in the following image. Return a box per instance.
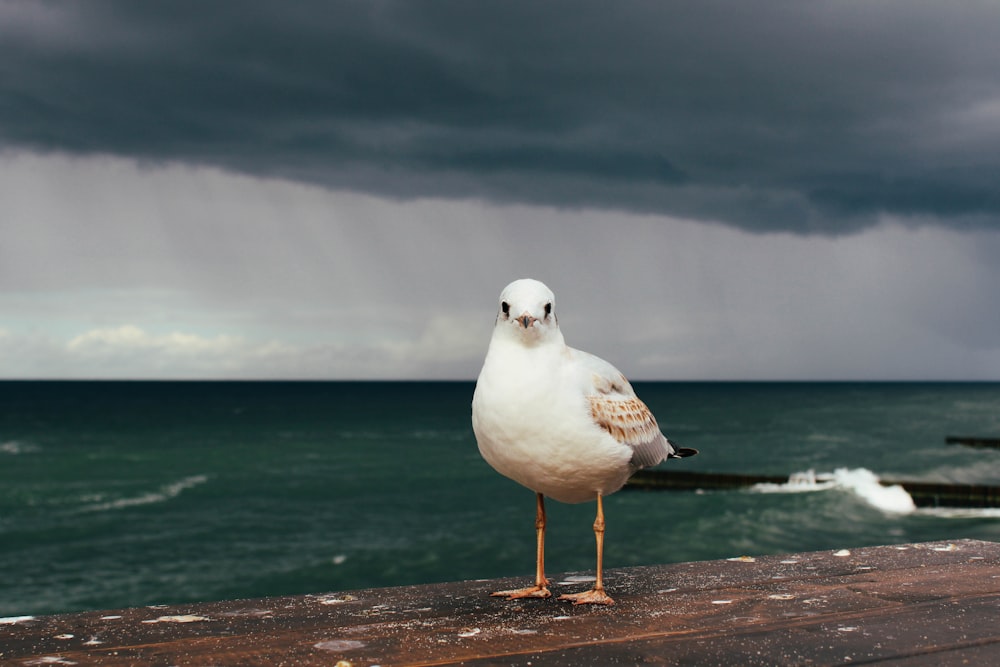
[667,439,698,458]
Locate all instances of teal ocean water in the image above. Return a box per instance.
[3,381,1000,617]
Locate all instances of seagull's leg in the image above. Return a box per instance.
[491,492,552,600]
[559,493,615,605]
[533,492,550,588]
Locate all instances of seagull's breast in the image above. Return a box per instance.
[472,342,633,503]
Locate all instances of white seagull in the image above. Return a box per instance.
[472,278,696,605]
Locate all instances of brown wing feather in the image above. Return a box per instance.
[580,354,692,467]
[587,395,671,468]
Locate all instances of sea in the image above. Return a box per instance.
[3,381,1000,618]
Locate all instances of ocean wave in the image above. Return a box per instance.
[752,468,916,514]
[1,440,39,455]
[80,475,209,512]
[913,461,1000,486]
[805,432,850,444]
[915,506,1000,519]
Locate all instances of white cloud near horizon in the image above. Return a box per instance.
[2,151,999,380]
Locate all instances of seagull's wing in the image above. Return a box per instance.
[569,348,694,469]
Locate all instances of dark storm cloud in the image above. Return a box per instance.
[2,0,999,232]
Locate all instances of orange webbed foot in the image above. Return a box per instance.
[491,584,552,600]
[558,588,615,605]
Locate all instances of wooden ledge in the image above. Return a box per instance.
[3,539,1000,665]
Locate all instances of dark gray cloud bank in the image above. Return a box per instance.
[3,0,999,234]
[2,1,1000,380]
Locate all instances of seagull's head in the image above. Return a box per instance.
[494,278,561,346]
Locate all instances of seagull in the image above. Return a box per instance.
[472,278,697,605]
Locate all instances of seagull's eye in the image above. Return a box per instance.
[501,301,510,316]
[544,302,552,317]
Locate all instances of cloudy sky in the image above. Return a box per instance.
[1,1,999,380]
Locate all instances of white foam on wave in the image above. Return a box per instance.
[1,440,38,455]
[753,468,916,514]
[753,470,837,494]
[80,475,209,512]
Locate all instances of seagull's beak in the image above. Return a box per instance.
[518,312,537,329]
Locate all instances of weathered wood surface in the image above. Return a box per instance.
[627,469,1000,507]
[3,539,1000,666]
